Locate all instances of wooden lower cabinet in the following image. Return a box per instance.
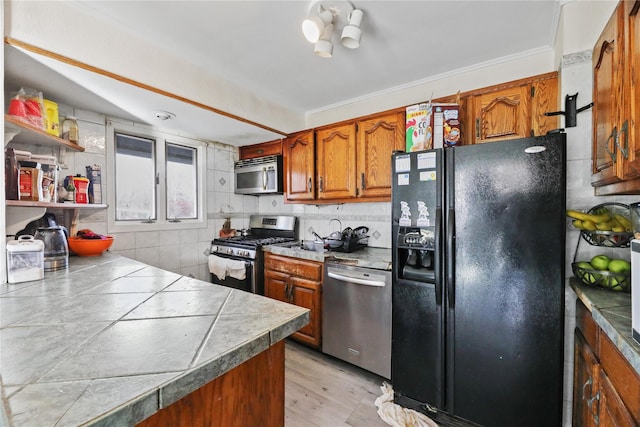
[573,300,640,426]
[136,341,285,427]
[264,253,322,348]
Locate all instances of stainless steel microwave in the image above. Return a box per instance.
[234,155,283,195]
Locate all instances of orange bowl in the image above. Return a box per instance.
[67,236,114,256]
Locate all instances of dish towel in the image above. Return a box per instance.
[208,255,247,281]
[375,382,439,427]
[208,255,228,280]
[226,258,247,280]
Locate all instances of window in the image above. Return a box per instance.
[107,120,207,232]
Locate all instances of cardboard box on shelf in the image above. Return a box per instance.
[406,103,460,151]
[85,165,102,204]
[432,104,460,149]
[406,103,432,152]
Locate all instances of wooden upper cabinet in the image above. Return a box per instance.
[592,7,622,187]
[239,139,282,160]
[356,111,405,198]
[435,72,558,146]
[472,85,531,144]
[619,0,640,181]
[316,123,357,200]
[592,1,640,194]
[284,130,315,202]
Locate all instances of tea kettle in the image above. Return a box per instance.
[34,226,69,271]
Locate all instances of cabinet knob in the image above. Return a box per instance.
[308,177,312,192]
[319,176,323,192]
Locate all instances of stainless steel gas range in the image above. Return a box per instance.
[208,215,298,294]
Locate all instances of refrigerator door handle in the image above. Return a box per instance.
[447,208,455,308]
[434,207,442,306]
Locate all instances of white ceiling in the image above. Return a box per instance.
[4,0,563,146]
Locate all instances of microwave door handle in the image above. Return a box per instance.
[262,167,267,190]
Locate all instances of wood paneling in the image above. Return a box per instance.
[136,341,285,427]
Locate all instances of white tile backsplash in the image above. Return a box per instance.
[135,231,160,248]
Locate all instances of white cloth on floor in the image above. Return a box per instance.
[208,255,247,281]
[375,382,439,427]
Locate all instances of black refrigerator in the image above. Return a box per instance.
[391,134,566,427]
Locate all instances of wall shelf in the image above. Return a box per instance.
[5,114,85,152]
[6,200,107,209]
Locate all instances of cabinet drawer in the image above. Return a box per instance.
[599,332,640,423]
[264,253,322,281]
[239,139,282,160]
[576,300,599,351]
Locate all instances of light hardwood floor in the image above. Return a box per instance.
[285,340,390,427]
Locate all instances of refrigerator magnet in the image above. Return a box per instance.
[420,171,437,181]
[397,173,410,186]
[395,155,411,172]
[417,152,436,169]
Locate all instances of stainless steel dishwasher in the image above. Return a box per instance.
[322,262,392,379]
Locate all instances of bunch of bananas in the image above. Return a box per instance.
[567,208,632,232]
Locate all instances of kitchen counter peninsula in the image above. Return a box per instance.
[0,253,309,427]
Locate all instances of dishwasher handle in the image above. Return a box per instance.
[327,271,386,287]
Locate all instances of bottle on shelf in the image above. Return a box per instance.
[61,116,79,143]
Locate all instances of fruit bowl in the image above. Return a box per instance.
[571,262,631,292]
[578,203,633,247]
[67,236,114,256]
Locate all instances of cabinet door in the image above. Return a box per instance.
[290,276,321,348]
[356,111,404,199]
[472,85,531,144]
[573,331,600,427]
[620,0,640,180]
[239,139,282,160]
[592,9,623,187]
[264,269,289,303]
[316,123,356,200]
[599,370,636,427]
[531,76,560,136]
[284,130,315,202]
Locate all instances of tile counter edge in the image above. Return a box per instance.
[263,244,392,271]
[0,253,309,427]
[569,278,640,376]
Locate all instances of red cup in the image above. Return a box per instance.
[8,98,27,117]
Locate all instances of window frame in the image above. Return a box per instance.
[106,119,207,233]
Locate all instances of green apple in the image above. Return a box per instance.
[607,276,626,291]
[590,255,611,271]
[608,259,631,274]
[575,261,597,284]
[576,261,594,270]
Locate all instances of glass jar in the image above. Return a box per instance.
[61,116,79,143]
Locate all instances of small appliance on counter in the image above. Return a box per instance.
[631,240,640,344]
[34,226,69,271]
[14,213,69,271]
[6,236,44,283]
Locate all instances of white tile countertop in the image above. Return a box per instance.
[0,253,309,426]
[570,278,640,377]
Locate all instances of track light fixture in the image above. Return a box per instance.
[302,1,364,58]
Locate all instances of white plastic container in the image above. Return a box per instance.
[6,236,45,284]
